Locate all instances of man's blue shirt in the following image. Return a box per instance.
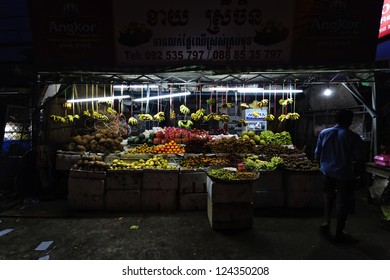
[314,124,364,180]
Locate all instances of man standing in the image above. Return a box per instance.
[315,109,366,244]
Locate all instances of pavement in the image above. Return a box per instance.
[0,189,390,260]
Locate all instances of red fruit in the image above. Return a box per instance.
[156,131,164,138]
[153,138,160,145]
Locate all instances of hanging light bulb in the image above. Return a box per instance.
[323,85,332,96]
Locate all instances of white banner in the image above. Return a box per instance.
[113,0,294,66]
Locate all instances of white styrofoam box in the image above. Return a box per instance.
[253,170,283,191]
[206,176,253,203]
[106,170,143,190]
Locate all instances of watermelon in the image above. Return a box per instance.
[138,133,146,140]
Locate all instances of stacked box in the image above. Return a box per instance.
[55,151,82,170]
[179,170,207,210]
[206,177,254,230]
[141,169,179,211]
[105,170,142,211]
[67,169,106,210]
[253,170,284,208]
[284,170,323,208]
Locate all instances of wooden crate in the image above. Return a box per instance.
[105,190,141,211]
[68,177,105,196]
[67,169,106,210]
[207,197,253,230]
[179,192,207,210]
[69,169,106,179]
[141,189,177,211]
[253,170,283,191]
[142,169,179,190]
[283,170,323,192]
[206,177,253,203]
[179,170,207,193]
[106,170,143,190]
[254,190,285,208]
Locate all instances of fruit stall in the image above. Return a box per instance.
[53,94,322,214]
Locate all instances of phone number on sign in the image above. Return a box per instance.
[124,49,283,61]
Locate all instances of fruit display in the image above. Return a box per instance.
[184,139,210,154]
[109,157,176,170]
[207,168,259,182]
[253,144,302,160]
[153,140,185,154]
[256,130,292,145]
[138,114,153,121]
[67,128,124,153]
[72,153,109,171]
[244,155,284,171]
[125,143,155,154]
[207,137,256,154]
[179,154,243,169]
[280,157,319,171]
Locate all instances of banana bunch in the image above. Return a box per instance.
[107,107,117,115]
[206,98,216,105]
[50,115,66,123]
[278,114,288,122]
[249,100,262,109]
[92,111,109,121]
[128,117,138,126]
[203,113,214,122]
[203,113,220,122]
[264,114,275,121]
[50,114,80,123]
[180,104,190,115]
[63,102,72,110]
[153,112,165,122]
[170,110,176,120]
[83,110,91,117]
[138,114,153,121]
[65,114,80,122]
[240,103,250,110]
[220,114,230,122]
[260,99,269,107]
[279,98,293,107]
[252,111,260,117]
[191,108,205,121]
[288,112,300,120]
[220,103,232,109]
[240,119,248,126]
[178,120,193,129]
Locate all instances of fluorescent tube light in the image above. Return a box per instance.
[113,85,159,89]
[133,91,191,102]
[209,87,302,93]
[67,95,131,103]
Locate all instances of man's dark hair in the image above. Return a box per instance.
[335,109,354,128]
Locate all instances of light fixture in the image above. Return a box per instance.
[113,84,159,89]
[67,95,131,103]
[323,86,332,96]
[209,86,302,93]
[133,91,191,102]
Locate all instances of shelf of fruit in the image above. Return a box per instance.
[63,125,319,173]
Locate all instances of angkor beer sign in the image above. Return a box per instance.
[113,0,295,66]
